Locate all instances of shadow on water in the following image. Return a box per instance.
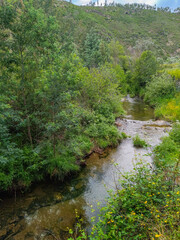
[0,97,171,240]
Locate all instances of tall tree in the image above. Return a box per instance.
[133,50,158,92]
[0,1,58,145]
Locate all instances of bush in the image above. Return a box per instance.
[154,123,180,167]
[170,123,180,145]
[67,162,180,240]
[144,73,175,106]
[133,135,148,148]
[89,162,180,240]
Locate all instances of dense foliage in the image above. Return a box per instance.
[0,1,180,239]
[0,0,127,192]
[0,0,179,196]
[67,124,180,240]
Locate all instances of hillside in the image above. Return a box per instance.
[51,1,180,57]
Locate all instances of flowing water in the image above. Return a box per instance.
[0,97,171,240]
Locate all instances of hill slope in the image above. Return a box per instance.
[51,2,180,57]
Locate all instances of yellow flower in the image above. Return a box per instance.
[157,215,160,218]
[177,212,179,214]
[155,234,162,238]
[152,182,155,185]
[144,201,147,204]
[177,191,179,195]
[158,192,160,194]
[164,220,167,223]
[167,194,170,197]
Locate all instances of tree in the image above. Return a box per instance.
[0,1,58,146]
[108,40,129,71]
[83,29,108,68]
[133,50,158,93]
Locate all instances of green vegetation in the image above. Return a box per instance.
[0,0,179,198]
[0,1,180,239]
[0,0,127,192]
[67,125,180,240]
[88,164,180,240]
[133,135,148,148]
[154,123,180,167]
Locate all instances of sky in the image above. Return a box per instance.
[73,0,180,10]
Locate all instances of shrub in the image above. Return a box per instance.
[154,123,180,167]
[133,135,148,148]
[89,162,180,240]
[67,162,180,240]
[169,123,180,145]
[155,94,180,121]
[144,73,175,106]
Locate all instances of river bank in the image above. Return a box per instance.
[0,97,172,240]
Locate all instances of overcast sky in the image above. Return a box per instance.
[73,0,180,9]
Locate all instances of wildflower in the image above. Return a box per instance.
[167,194,170,197]
[157,215,160,218]
[158,192,160,194]
[152,182,155,185]
[164,220,167,223]
[144,201,147,204]
[177,191,179,195]
[155,234,162,238]
[177,212,179,214]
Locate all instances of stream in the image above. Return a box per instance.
[0,97,172,240]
